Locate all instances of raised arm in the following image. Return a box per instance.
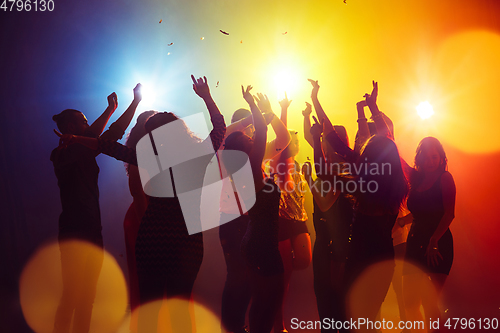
[87,92,118,137]
[310,118,329,181]
[100,84,143,141]
[364,81,393,140]
[302,161,339,212]
[302,102,314,148]
[242,86,267,192]
[269,94,295,192]
[254,92,291,160]
[354,100,371,154]
[191,75,223,120]
[308,79,334,135]
[279,92,292,126]
[192,75,226,150]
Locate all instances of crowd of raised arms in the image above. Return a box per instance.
[51,75,456,333]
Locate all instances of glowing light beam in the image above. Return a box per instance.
[416,101,434,119]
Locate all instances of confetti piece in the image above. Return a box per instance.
[168,42,174,46]
[444,309,449,313]
[201,37,205,40]
[343,0,346,3]
[282,32,287,35]
[167,52,171,55]
[240,40,243,43]
[220,30,229,35]
[307,157,310,160]
[159,19,162,23]
[216,81,219,88]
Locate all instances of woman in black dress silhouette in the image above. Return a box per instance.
[401,137,456,332]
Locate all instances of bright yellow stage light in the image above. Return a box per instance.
[273,69,301,100]
[416,101,434,119]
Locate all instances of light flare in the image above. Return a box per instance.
[139,83,157,107]
[273,69,301,101]
[416,101,434,119]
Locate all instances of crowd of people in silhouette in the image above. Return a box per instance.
[51,75,456,333]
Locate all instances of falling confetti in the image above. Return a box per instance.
[159,19,162,23]
[282,32,287,35]
[201,37,204,40]
[168,42,174,46]
[240,40,243,43]
[343,0,346,3]
[167,52,171,55]
[216,81,219,88]
[220,30,229,35]
[307,157,310,160]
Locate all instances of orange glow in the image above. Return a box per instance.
[429,30,500,153]
[346,260,403,326]
[121,298,219,333]
[19,240,127,333]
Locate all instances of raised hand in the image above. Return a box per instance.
[363,80,378,107]
[254,92,273,114]
[107,92,118,112]
[310,116,323,138]
[279,92,292,110]
[191,75,211,99]
[308,79,320,97]
[133,83,142,102]
[302,102,312,117]
[241,85,255,105]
